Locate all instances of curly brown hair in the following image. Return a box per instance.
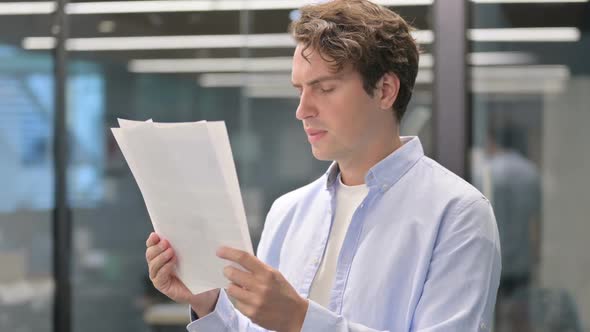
[289,0,420,121]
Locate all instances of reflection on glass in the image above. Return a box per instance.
[0,41,53,332]
[470,1,589,330]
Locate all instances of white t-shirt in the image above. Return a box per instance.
[308,174,369,308]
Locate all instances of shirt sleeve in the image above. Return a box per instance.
[186,288,273,332]
[410,197,501,331]
[300,299,389,331]
[188,289,395,332]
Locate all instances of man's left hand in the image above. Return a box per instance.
[217,246,309,332]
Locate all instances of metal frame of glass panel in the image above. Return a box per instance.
[52,0,71,331]
[433,0,469,179]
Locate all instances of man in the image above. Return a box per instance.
[473,126,541,330]
[145,1,501,331]
[482,126,540,294]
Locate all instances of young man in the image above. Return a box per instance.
[145,1,501,331]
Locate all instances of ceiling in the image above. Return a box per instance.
[0,1,588,74]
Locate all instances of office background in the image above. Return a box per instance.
[0,0,588,331]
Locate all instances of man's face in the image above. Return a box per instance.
[291,45,385,163]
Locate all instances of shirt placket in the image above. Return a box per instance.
[328,189,377,314]
[298,186,336,298]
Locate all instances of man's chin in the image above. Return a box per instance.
[310,146,333,161]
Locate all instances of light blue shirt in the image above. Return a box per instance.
[187,136,501,332]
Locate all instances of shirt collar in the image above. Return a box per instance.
[325,136,424,190]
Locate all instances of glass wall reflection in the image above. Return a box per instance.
[0,10,54,332]
[469,1,590,331]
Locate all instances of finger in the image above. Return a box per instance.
[216,247,266,274]
[152,256,177,288]
[146,244,164,262]
[149,247,174,280]
[226,282,253,304]
[223,266,257,290]
[145,239,169,262]
[146,232,160,247]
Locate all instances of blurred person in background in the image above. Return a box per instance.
[475,125,549,332]
[485,126,541,294]
[145,1,501,331]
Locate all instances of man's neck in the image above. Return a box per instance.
[338,135,403,186]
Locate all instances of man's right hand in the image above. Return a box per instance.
[145,232,220,317]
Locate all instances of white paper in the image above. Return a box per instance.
[111,119,253,294]
[117,118,153,128]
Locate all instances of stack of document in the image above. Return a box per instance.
[111,119,253,294]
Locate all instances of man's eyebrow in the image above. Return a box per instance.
[291,74,344,88]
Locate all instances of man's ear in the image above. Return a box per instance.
[379,72,400,111]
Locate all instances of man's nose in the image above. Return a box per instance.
[295,92,317,120]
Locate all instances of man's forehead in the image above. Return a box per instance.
[291,63,352,87]
[291,73,344,87]
[292,46,351,85]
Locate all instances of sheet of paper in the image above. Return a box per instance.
[117,118,152,127]
[112,119,252,294]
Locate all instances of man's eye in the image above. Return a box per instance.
[320,87,335,94]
